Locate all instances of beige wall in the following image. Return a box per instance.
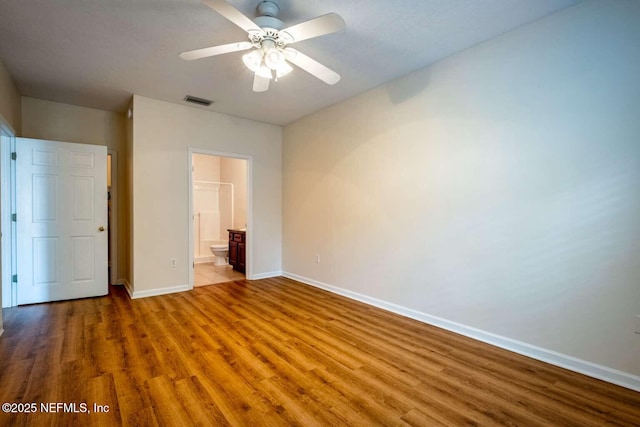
[21,97,129,284]
[221,157,247,230]
[22,97,124,150]
[131,95,281,294]
[283,0,640,379]
[0,58,21,133]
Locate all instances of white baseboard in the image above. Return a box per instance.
[195,256,215,264]
[122,279,133,299]
[249,270,282,280]
[129,284,190,299]
[119,270,279,299]
[282,271,640,392]
[119,279,189,300]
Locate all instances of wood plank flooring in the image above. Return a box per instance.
[0,277,639,426]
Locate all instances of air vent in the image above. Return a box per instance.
[184,95,213,106]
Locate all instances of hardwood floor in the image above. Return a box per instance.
[0,277,639,426]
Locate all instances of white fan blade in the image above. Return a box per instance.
[280,13,345,44]
[253,74,270,92]
[284,48,340,85]
[202,0,263,33]
[180,41,252,61]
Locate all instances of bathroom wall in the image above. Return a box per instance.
[220,157,247,230]
[193,153,220,183]
[283,0,640,382]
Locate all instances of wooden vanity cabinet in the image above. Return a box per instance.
[228,229,246,273]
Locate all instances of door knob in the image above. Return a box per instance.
[98,226,105,232]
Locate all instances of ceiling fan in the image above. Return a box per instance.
[180,0,345,92]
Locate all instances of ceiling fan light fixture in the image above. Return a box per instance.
[264,47,284,70]
[275,60,292,78]
[242,50,263,72]
[180,0,345,92]
[256,64,273,79]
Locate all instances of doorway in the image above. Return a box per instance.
[189,150,249,288]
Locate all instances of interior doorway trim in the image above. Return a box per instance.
[108,149,119,285]
[187,147,253,290]
[0,114,16,310]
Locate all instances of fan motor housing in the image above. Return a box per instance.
[255,1,283,30]
[254,15,283,30]
[257,1,279,17]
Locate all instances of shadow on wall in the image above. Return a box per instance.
[387,69,432,105]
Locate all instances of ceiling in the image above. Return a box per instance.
[0,0,581,126]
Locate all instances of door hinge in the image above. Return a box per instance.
[11,213,16,222]
[12,274,17,283]
[11,152,16,160]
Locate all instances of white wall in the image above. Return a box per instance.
[131,95,281,293]
[283,0,640,379]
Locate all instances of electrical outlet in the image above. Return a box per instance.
[315,254,320,264]
[635,315,640,334]
[170,258,177,268]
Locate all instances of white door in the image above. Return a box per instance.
[16,138,108,305]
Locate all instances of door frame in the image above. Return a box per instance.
[0,114,15,308]
[108,149,118,285]
[187,147,252,290]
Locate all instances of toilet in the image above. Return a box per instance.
[209,241,229,266]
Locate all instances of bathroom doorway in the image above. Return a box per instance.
[189,151,248,287]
